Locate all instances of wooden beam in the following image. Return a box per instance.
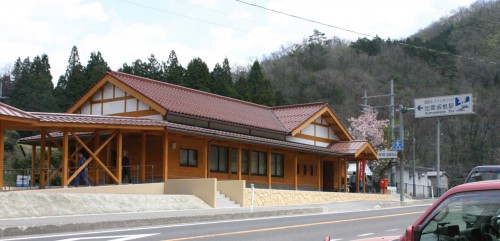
[294,152,298,190]
[69,131,119,184]
[0,125,4,190]
[318,156,322,191]
[46,133,62,149]
[47,145,52,185]
[31,145,36,186]
[141,132,146,182]
[117,130,123,184]
[267,148,271,189]
[237,143,242,180]
[203,138,208,178]
[62,131,69,187]
[162,131,169,180]
[94,131,100,184]
[40,129,46,188]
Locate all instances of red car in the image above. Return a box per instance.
[326,180,500,241]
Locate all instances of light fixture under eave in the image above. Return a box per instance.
[171,142,176,149]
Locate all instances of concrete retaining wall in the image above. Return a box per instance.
[217,180,246,206]
[246,189,393,206]
[165,178,216,207]
[28,183,165,195]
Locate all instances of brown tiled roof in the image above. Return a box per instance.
[0,102,37,120]
[109,71,286,132]
[329,141,370,155]
[29,112,167,127]
[271,102,327,132]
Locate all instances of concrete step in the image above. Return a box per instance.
[215,191,240,208]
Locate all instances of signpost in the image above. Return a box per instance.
[414,93,474,197]
[377,150,398,159]
[414,93,474,118]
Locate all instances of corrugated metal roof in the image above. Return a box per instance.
[329,141,369,155]
[0,102,37,120]
[29,112,167,127]
[109,71,286,132]
[271,102,327,132]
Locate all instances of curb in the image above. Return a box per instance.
[0,207,324,238]
[377,199,435,208]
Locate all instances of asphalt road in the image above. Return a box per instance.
[2,205,429,241]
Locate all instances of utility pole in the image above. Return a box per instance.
[412,133,416,198]
[398,104,405,202]
[436,118,441,197]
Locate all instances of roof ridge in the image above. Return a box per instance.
[109,71,272,110]
[0,102,38,119]
[29,112,161,120]
[271,101,328,110]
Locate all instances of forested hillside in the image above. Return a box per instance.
[0,0,498,186]
[260,0,499,185]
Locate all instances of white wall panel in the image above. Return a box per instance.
[81,102,91,115]
[92,90,102,101]
[315,142,329,147]
[315,117,321,123]
[126,98,137,112]
[138,100,149,111]
[142,114,163,120]
[91,104,102,115]
[329,128,339,141]
[115,87,125,97]
[103,100,124,115]
[316,126,329,139]
[286,136,314,145]
[103,83,114,99]
[301,125,315,135]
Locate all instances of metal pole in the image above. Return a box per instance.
[390,80,396,186]
[412,134,416,198]
[363,90,368,106]
[398,104,405,202]
[436,118,441,197]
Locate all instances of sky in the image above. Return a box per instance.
[0,0,478,85]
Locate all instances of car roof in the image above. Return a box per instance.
[471,165,500,169]
[438,180,500,202]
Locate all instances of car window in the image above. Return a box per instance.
[418,190,500,241]
[466,169,500,183]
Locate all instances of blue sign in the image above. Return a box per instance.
[392,139,404,151]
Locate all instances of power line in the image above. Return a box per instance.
[119,0,287,43]
[235,0,498,65]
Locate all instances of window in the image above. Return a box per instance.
[303,164,307,175]
[209,145,228,172]
[297,164,300,175]
[180,149,198,167]
[310,165,314,176]
[251,151,267,175]
[271,153,284,177]
[231,148,249,174]
[419,190,500,241]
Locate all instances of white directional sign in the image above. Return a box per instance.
[377,150,398,159]
[414,93,473,118]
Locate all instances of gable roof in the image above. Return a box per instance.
[329,141,378,160]
[0,102,38,123]
[67,71,353,139]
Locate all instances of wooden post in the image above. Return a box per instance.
[117,130,123,184]
[106,140,111,184]
[40,129,46,188]
[31,145,36,186]
[237,144,242,180]
[267,148,271,189]
[94,131,100,185]
[318,156,322,191]
[141,132,146,182]
[356,160,360,192]
[162,131,169,180]
[62,131,69,187]
[0,125,4,190]
[47,145,52,186]
[294,152,298,190]
[203,139,208,178]
[344,159,348,193]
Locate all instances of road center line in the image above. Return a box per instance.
[357,233,374,237]
[163,211,423,241]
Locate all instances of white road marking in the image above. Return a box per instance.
[385,228,400,232]
[56,233,159,241]
[357,233,374,237]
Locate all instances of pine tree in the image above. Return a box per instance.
[11,54,56,112]
[163,50,185,85]
[210,58,236,97]
[184,57,211,91]
[247,61,277,106]
[54,46,86,111]
[85,51,109,89]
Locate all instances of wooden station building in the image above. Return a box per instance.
[1,71,377,191]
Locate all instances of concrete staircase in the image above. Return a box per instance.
[215,191,240,208]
